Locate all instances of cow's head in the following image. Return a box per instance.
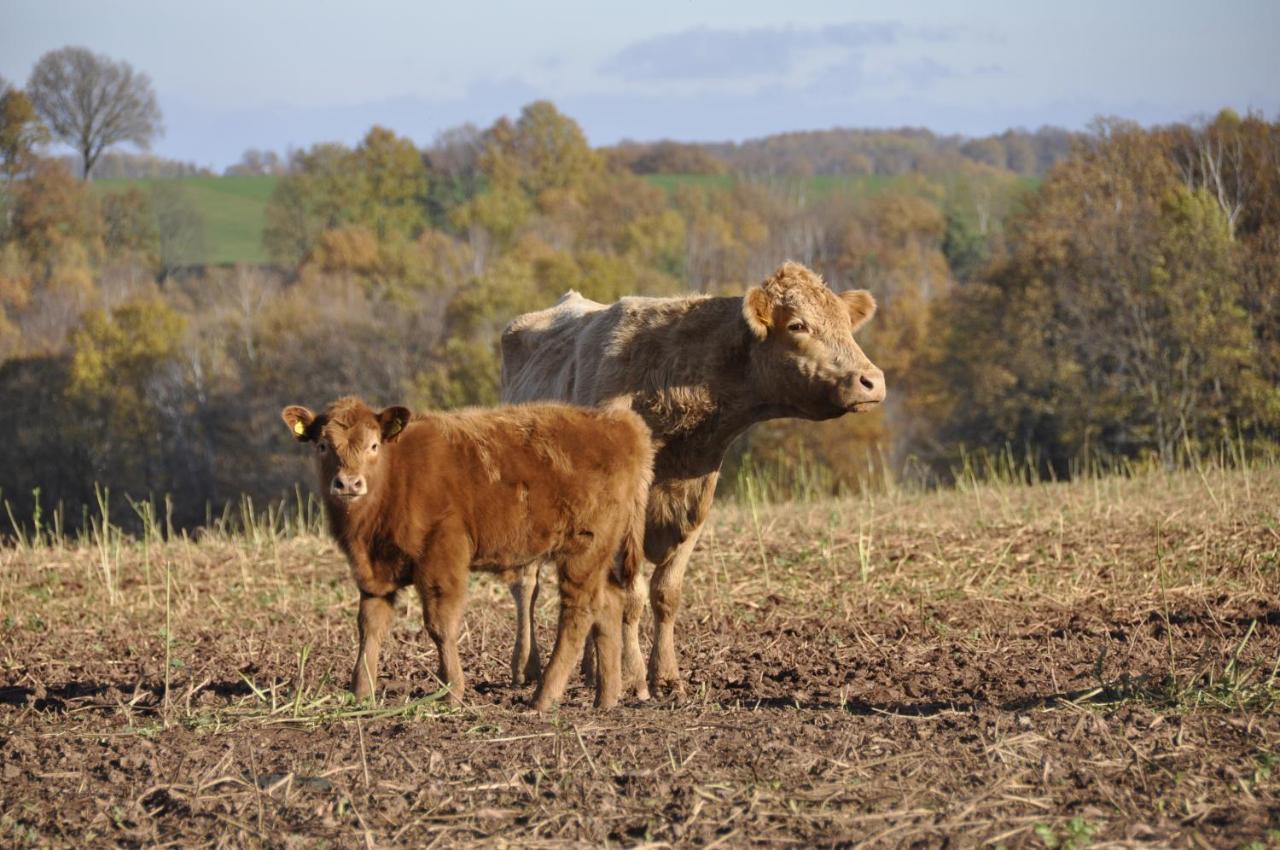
[281,397,411,508]
[742,262,885,419]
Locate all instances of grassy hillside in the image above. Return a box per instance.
[1,462,1276,846]
[91,172,1036,267]
[94,175,278,265]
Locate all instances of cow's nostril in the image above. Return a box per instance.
[332,477,344,490]
[860,374,876,391]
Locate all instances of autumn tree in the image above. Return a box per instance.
[68,292,188,485]
[100,187,158,272]
[423,124,485,229]
[913,120,1275,473]
[0,83,50,183]
[352,126,428,240]
[264,128,427,269]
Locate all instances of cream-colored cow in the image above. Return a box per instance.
[500,261,885,698]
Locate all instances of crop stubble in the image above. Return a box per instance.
[1,465,1277,847]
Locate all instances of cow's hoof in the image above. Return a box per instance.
[649,675,685,699]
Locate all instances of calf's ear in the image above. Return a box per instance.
[841,289,877,333]
[743,287,773,341]
[282,405,317,442]
[378,406,412,442]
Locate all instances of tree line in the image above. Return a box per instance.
[0,48,1276,533]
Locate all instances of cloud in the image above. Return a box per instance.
[819,22,902,48]
[600,21,900,82]
[900,57,955,89]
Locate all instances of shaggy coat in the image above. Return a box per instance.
[501,261,885,697]
[282,397,653,711]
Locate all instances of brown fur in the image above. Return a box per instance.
[501,261,885,697]
[281,397,653,711]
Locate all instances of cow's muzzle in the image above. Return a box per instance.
[838,365,886,410]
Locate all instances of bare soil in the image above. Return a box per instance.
[2,466,1278,848]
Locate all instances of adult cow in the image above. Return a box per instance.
[501,261,885,698]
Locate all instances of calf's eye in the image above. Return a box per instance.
[370,442,379,453]
[787,320,807,333]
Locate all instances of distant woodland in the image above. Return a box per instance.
[2,62,1277,530]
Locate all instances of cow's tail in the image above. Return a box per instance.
[613,420,654,588]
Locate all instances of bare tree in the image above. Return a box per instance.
[151,183,206,278]
[26,47,162,180]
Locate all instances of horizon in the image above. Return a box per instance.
[3,0,1278,170]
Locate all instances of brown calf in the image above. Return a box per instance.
[281,397,653,710]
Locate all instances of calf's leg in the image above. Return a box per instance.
[352,590,397,701]
[416,531,472,705]
[532,560,598,712]
[591,580,625,709]
[509,561,543,686]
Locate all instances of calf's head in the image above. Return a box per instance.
[281,397,411,507]
[743,261,886,420]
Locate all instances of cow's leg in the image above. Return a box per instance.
[416,532,471,706]
[509,561,543,686]
[352,590,397,701]
[591,579,625,710]
[647,522,705,697]
[620,568,650,700]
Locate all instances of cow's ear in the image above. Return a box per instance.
[743,287,773,340]
[282,405,317,442]
[378,406,412,442]
[841,289,876,333]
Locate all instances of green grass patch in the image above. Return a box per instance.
[94,175,278,265]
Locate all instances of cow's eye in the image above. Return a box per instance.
[316,442,327,454]
[370,442,378,453]
[787,320,808,333]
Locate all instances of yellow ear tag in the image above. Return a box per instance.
[294,421,305,436]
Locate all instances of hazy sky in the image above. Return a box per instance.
[3,0,1277,169]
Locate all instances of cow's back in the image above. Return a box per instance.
[502,291,600,404]
[504,289,672,409]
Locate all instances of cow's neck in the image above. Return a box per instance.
[628,296,797,481]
